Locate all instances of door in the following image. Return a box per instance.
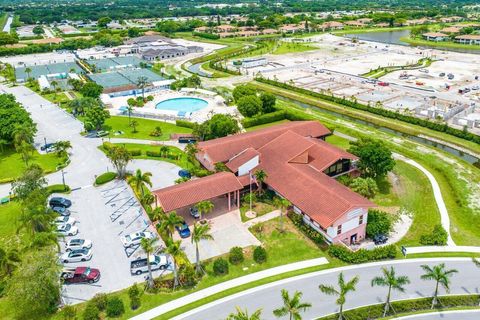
[350,233,357,244]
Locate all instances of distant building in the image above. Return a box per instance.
[455,34,480,45]
[422,32,448,42]
[239,57,267,68]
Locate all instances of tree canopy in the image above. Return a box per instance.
[193,114,240,141]
[348,138,395,179]
[0,94,36,145]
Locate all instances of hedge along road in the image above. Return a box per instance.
[129,258,478,320]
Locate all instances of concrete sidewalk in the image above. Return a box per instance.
[130,257,329,320]
[406,246,480,254]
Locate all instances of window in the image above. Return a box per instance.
[359,215,364,225]
[337,225,342,235]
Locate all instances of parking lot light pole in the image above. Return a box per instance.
[44,137,47,151]
[61,169,66,187]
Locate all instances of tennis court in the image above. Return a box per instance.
[86,56,143,72]
[15,62,82,81]
[88,69,164,89]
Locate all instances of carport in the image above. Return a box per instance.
[152,172,243,222]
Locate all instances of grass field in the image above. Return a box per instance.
[272,41,317,54]
[245,119,291,131]
[0,201,21,244]
[104,116,192,141]
[0,147,68,183]
[400,36,480,51]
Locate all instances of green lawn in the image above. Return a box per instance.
[104,116,192,141]
[272,42,317,55]
[0,147,68,183]
[400,36,480,51]
[0,201,22,244]
[240,201,276,222]
[325,134,351,150]
[101,143,196,170]
[245,119,290,132]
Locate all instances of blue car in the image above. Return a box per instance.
[178,169,191,179]
[175,222,191,238]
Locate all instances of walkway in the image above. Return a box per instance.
[167,258,478,320]
[130,257,329,320]
[243,210,281,228]
[396,310,480,320]
[109,138,185,150]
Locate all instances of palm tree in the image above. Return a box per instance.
[160,145,169,158]
[136,76,148,100]
[165,238,182,289]
[140,237,157,289]
[319,272,359,320]
[191,222,214,274]
[0,247,21,277]
[227,307,262,320]
[253,170,267,195]
[195,200,214,220]
[127,169,153,196]
[420,263,458,308]
[158,211,183,239]
[54,140,72,158]
[25,67,32,81]
[273,197,290,233]
[273,289,311,320]
[185,142,198,166]
[126,105,134,124]
[151,206,164,224]
[50,80,59,98]
[371,267,410,316]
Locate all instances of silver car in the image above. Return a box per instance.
[57,223,78,236]
[61,248,93,263]
[121,231,156,248]
[65,239,92,251]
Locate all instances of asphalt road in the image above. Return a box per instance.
[172,258,480,320]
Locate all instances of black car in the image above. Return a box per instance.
[373,234,388,245]
[178,169,191,179]
[49,197,72,208]
[190,207,200,219]
[52,206,71,216]
[40,143,55,151]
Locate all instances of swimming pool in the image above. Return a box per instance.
[155,97,208,113]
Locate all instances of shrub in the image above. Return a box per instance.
[150,126,162,137]
[253,246,267,263]
[106,297,125,317]
[287,212,327,247]
[213,258,229,275]
[62,305,76,320]
[176,119,196,129]
[128,283,141,310]
[95,172,117,185]
[45,184,71,195]
[128,149,142,156]
[420,224,448,245]
[328,244,397,264]
[350,177,378,199]
[146,150,162,157]
[366,209,392,238]
[147,95,154,101]
[242,110,286,128]
[193,31,220,40]
[237,95,263,117]
[91,293,108,311]
[82,303,99,320]
[228,246,244,265]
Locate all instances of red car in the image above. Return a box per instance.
[378,81,389,86]
[61,267,100,284]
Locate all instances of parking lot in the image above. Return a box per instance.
[59,180,174,305]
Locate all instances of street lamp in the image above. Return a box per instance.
[61,169,67,187]
[44,137,47,151]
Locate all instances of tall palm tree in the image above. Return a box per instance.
[191,222,214,274]
[17,203,54,235]
[0,247,21,277]
[273,289,311,320]
[166,238,182,289]
[227,307,262,320]
[136,76,148,100]
[273,197,290,233]
[185,142,198,166]
[50,80,59,98]
[140,237,157,289]
[319,272,359,320]
[420,263,458,308]
[195,200,214,220]
[253,170,267,195]
[160,145,169,158]
[158,211,183,239]
[151,206,164,224]
[127,169,153,196]
[371,267,410,316]
[25,67,32,81]
[54,140,72,158]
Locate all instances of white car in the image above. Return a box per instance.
[55,216,76,226]
[65,239,92,251]
[61,248,92,263]
[121,231,156,248]
[57,223,78,236]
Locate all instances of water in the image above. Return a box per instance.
[187,63,211,78]
[344,30,480,54]
[344,30,411,46]
[155,97,208,113]
[2,15,13,33]
[278,96,480,166]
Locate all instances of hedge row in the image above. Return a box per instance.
[255,77,480,145]
[175,119,196,129]
[45,184,71,195]
[319,294,480,320]
[242,110,287,128]
[128,149,142,156]
[287,212,328,248]
[95,172,117,185]
[328,244,397,264]
[192,32,220,40]
[209,41,269,75]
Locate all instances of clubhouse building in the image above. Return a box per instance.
[153,121,375,245]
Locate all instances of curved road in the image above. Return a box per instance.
[396,310,480,319]
[166,258,479,320]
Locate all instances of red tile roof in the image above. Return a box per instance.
[153,172,242,212]
[198,121,330,164]
[225,147,260,173]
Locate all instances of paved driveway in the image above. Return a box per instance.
[176,210,260,263]
[60,180,173,305]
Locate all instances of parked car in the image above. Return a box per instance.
[52,206,71,216]
[57,223,78,237]
[61,248,93,263]
[121,231,156,248]
[55,216,76,225]
[178,169,191,179]
[439,72,445,77]
[472,86,479,91]
[176,222,191,238]
[65,239,92,251]
[95,130,109,137]
[49,197,72,208]
[373,234,388,245]
[61,267,100,284]
[190,207,200,219]
[40,143,55,151]
[178,137,197,144]
[130,254,169,275]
